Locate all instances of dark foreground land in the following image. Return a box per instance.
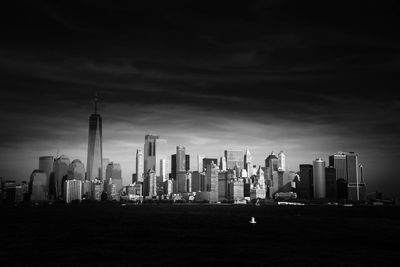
[1,203,400,266]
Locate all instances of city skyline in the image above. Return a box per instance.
[0,1,399,197]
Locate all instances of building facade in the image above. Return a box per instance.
[86,97,103,181]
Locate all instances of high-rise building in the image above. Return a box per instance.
[105,162,123,193]
[160,159,167,181]
[87,96,103,181]
[91,180,103,201]
[206,162,219,202]
[329,153,347,180]
[39,156,53,187]
[102,158,110,182]
[325,167,337,200]
[265,151,278,171]
[107,181,117,201]
[64,179,82,203]
[82,180,92,198]
[244,146,252,174]
[67,159,85,181]
[53,155,70,197]
[176,146,186,172]
[143,170,157,197]
[220,156,227,171]
[185,154,190,171]
[278,151,286,172]
[29,170,48,201]
[197,155,205,172]
[203,158,218,171]
[313,158,326,199]
[346,152,366,201]
[171,154,176,179]
[135,149,144,183]
[297,164,313,199]
[224,150,244,172]
[144,135,169,177]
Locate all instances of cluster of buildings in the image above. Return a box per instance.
[0,97,368,205]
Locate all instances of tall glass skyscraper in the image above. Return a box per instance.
[224,150,244,171]
[144,135,169,177]
[136,149,144,182]
[86,96,103,181]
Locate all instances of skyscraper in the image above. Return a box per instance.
[346,152,365,201]
[87,96,103,181]
[29,170,48,201]
[244,146,252,168]
[313,158,326,199]
[206,162,219,203]
[297,164,313,199]
[53,155,70,197]
[278,151,286,172]
[176,146,186,172]
[329,153,347,180]
[160,159,167,181]
[102,158,110,182]
[67,159,85,181]
[220,156,227,171]
[325,166,337,200]
[64,179,82,203]
[39,156,53,187]
[105,162,123,193]
[224,150,244,171]
[143,170,157,197]
[143,135,169,177]
[197,155,205,172]
[136,149,144,182]
[185,154,190,171]
[203,158,218,171]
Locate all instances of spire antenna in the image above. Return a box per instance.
[94,92,99,114]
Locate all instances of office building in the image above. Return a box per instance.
[82,180,92,198]
[197,155,205,172]
[224,150,244,172]
[64,179,82,203]
[206,162,219,202]
[105,162,123,193]
[278,151,286,172]
[220,156,227,171]
[53,155,70,197]
[191,171,204,192]
[91,180,103,201]
[228,180,244,202]
[102,158,110,182]
[329,152,347,180]
[218,171,228,201]
[163,180,173,195]
[265,151,278,171]
[29,170,48,201]
[144,135,169,177]
[160,159,167,181]
[325,167,337,200]
[176,146,186,172]
[107,182,117,201]
[203,158,218,171]
[313,158,326,199]
[244,147,252,176]
[143,170,157,197]
[135,149,144,183]
[87,96,103,181]
[39,156,53,187]
[67,159,85,181]
[297,164,313,199]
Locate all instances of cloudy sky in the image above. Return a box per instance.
[0,1,399,197]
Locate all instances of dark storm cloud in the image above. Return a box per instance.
[1,0,400,195]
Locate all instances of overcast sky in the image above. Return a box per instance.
[0,1,399,197]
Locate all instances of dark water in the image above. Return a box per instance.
[1,203,399,266]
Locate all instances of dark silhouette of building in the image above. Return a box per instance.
[325,167,337,200]
[297,164,313,199]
